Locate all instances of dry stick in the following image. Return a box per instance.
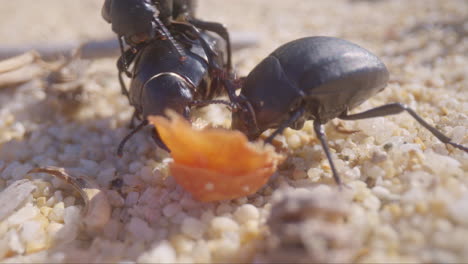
[0,32,259,61]
[0,51,39,73]
[0,64,45,87]
[0,49,83,88]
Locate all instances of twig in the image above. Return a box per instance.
[0,32,259,61]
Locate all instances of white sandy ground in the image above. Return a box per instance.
[0,0,467,262]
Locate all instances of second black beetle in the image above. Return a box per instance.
[230,36,468,186]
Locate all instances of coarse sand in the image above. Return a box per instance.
[0,0,467,262]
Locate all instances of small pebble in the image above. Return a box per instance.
[7,230,25,254]
[53,191,63,203]
[449,194,468,225]
[97,167,116,187]
[48,203,65,223]
[128,161,143,174]
[162,202,182,218]
[63,196,76,207]
[234,204,259,223]
[171,211,187,224]
[171,235,195,254]
[40,207,52,218]
[20,220,43,242]
[181,217,205,240]
[216,203,232,216]
[180,194,199,210]
[139,166,155,184]
[125,192,139,207]
[127,216,155,242]
[286,133,302,149]
[46,222,63,236]
[106,190,125,208]
[209,217,239,236]
[7,204,40,227]
[137,240,176,263]
[36,197,47,207]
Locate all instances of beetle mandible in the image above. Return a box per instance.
[230,36,468,186]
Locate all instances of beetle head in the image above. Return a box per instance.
[109,0,158,46]
[231,95,261,140]
[101,0,113,23]
[141,73,194,119]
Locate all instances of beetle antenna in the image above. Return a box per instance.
[238,96,259,131]
[117,36,133,77]
[117,120,149,157]
[152,16,187,61]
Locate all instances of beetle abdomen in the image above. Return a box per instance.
[272,36,389,122]
[129,38,209,112]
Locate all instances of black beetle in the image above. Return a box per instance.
[102,0,232,99]
[231,36,468,186]
[117,31,233,156]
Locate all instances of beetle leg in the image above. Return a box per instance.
[339,103,468,152]
[117,119,171,156]
[118,69,130,101]
[151,127,170,153]
[264,107,305,144]
[152,16,187,61]
[313,121,343,187]
[188,18,232,72]
[222,79,241,107]
[117,44,138,103]
[171,22,224,74]
[128,110,142,129]
[117,37,133,77]
[117,120,148,157]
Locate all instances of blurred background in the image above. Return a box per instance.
[0,1,467,263]
[0,1,466,72]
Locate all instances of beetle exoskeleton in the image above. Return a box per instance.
[232,36,468,186]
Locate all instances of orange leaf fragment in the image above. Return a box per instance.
[148,111,285,202]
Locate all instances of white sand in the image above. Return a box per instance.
[0,0,467,262]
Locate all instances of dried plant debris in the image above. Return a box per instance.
[0,179,37,222]
[261,188,359,263]
[0,50,89,121]
[149,111,285,202]
[0,51,46,88]
[28,166,111,231]
[42,53,89,118]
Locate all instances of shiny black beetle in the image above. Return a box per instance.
[231,36,468,186]
[117,31,232,156]
[102,0,232,100]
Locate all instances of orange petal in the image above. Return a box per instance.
[148,111,285,202]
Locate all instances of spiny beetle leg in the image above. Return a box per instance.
[265,107,305,144]
[313,121,343,187]
[189,18,232,71]
[339,103,468,152]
